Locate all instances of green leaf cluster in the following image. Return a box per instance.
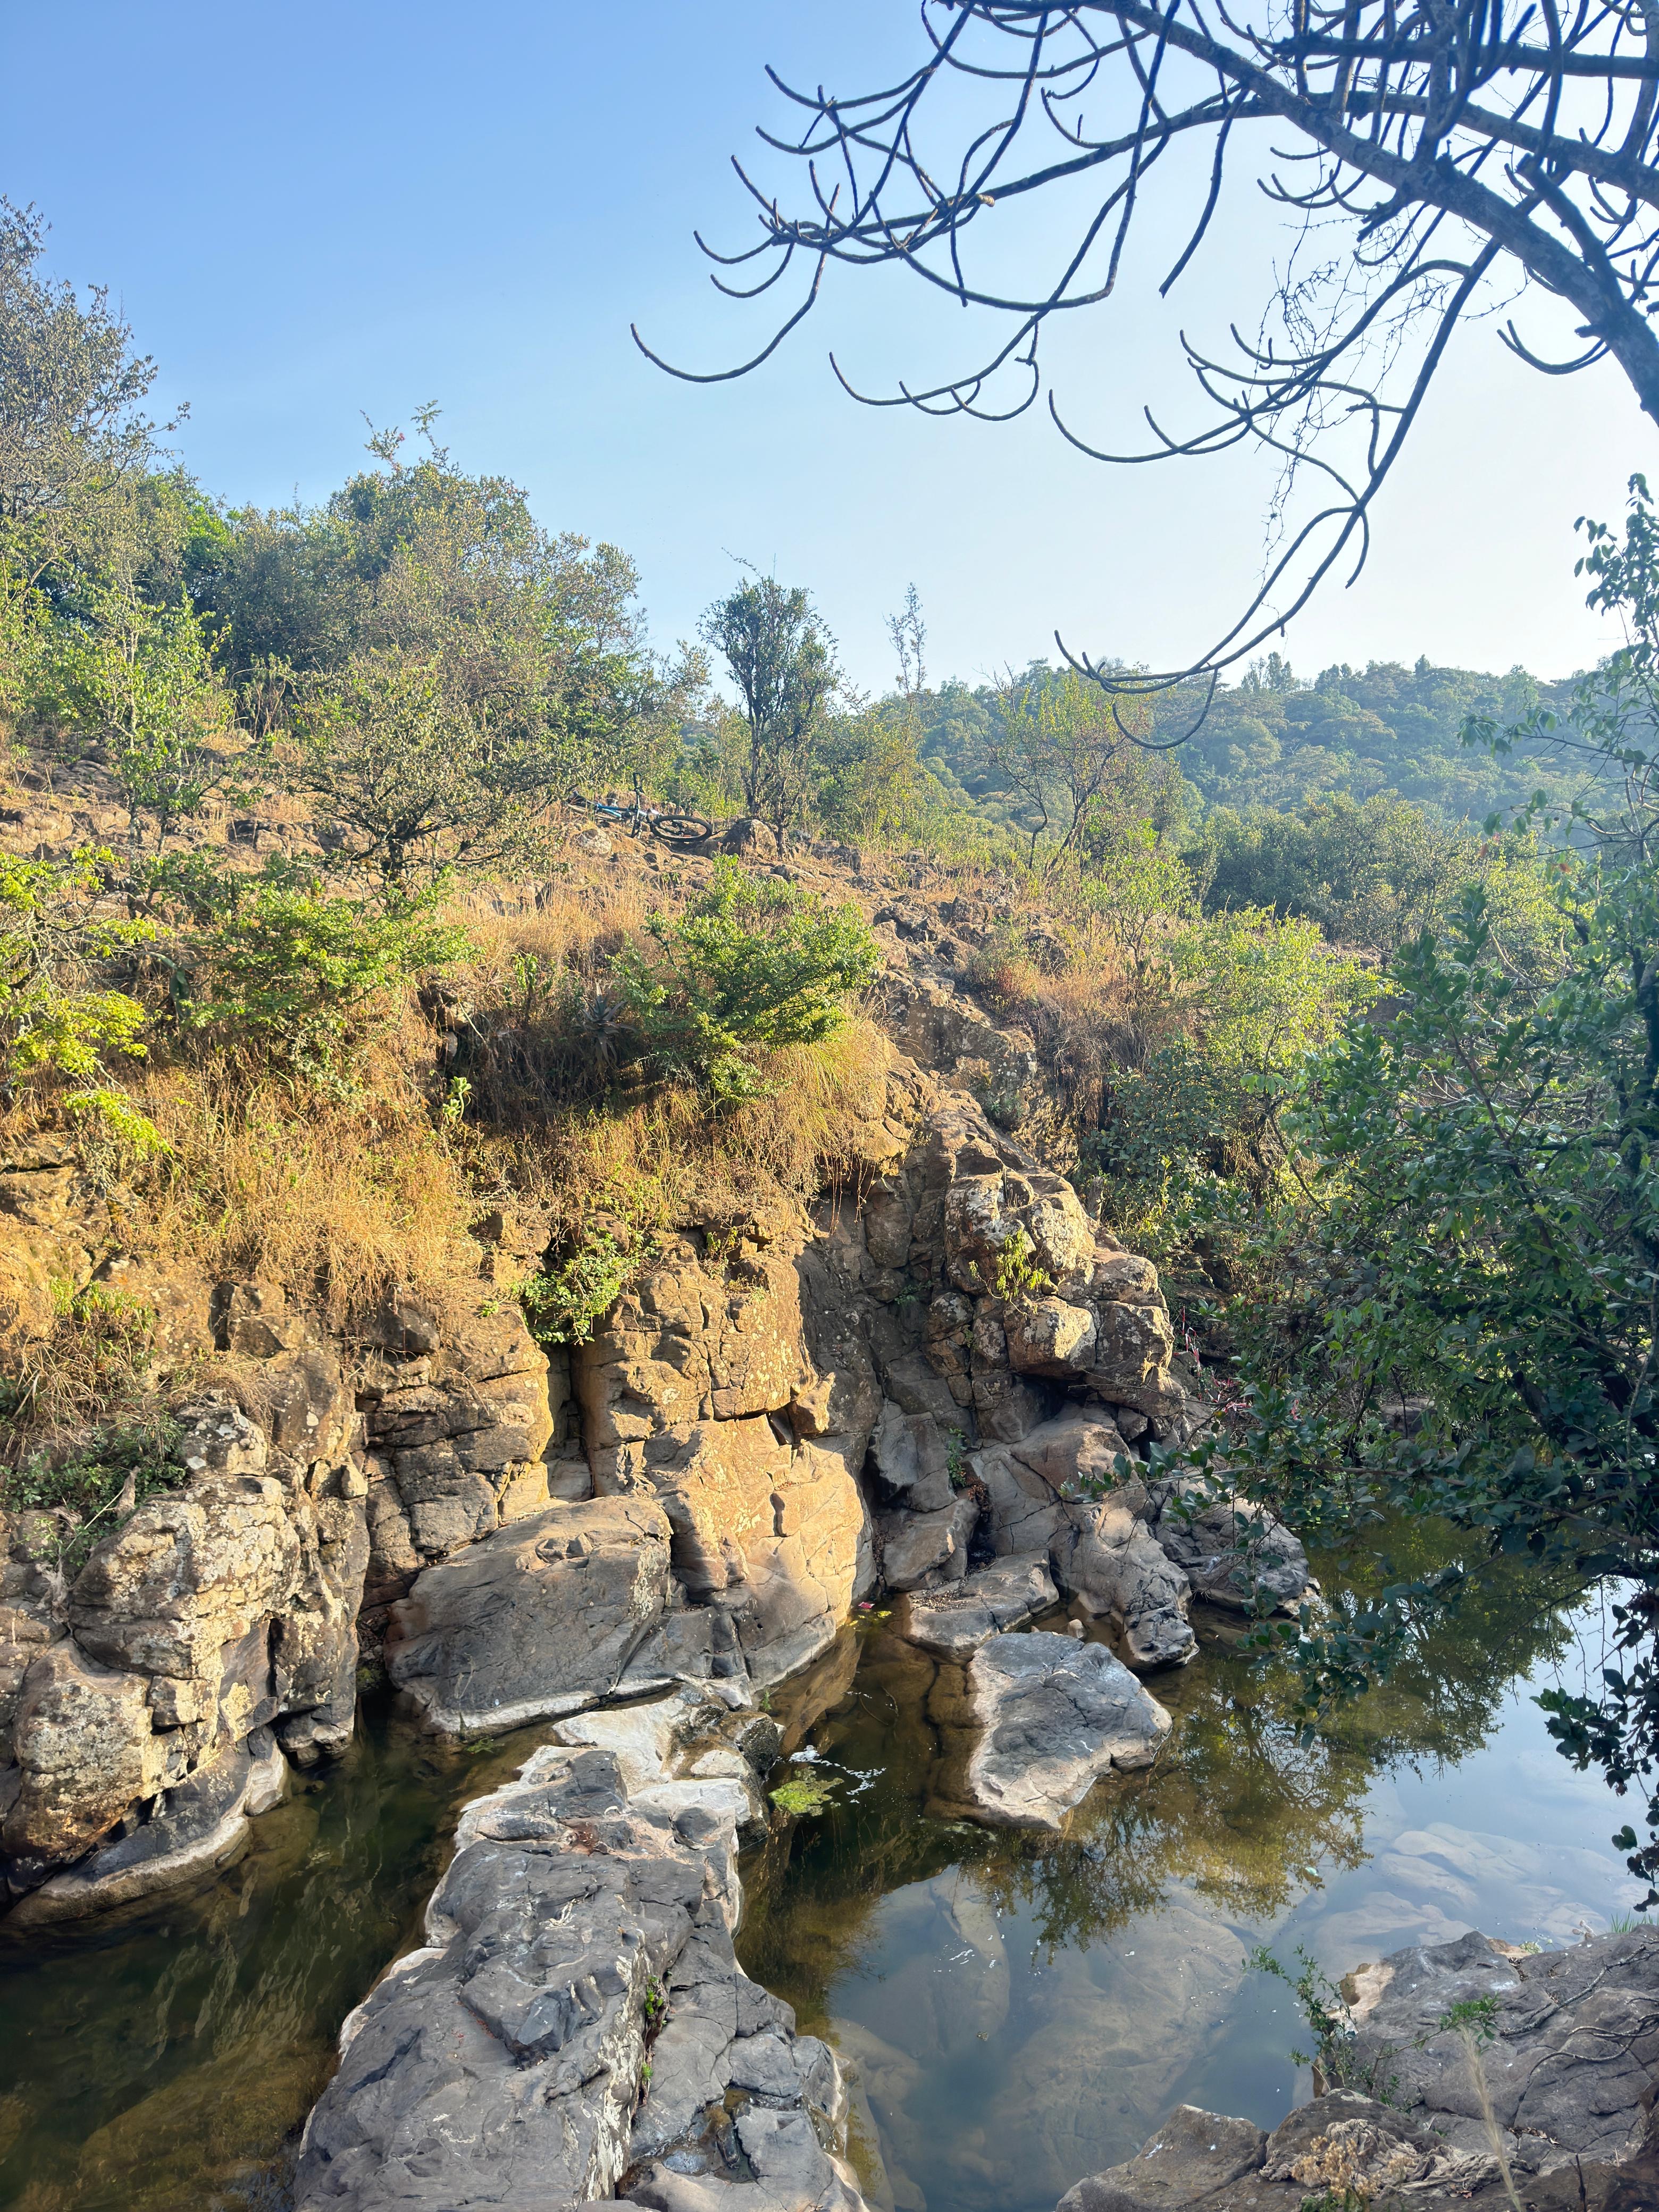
[611,860,881,1101]
[0,847,159,1138]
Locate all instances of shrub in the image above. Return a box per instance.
[183,870,470,1083]
[30,580,239,847]
[516,1226,642,1346]
[0,846,160,1141]
[610,860,881,1100]
[1,1415,184,1576]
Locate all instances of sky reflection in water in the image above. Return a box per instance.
[736,1554,1644,2212]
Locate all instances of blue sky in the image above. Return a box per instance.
[4,1,1647,689]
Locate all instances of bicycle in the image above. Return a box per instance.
[569,789,713,850]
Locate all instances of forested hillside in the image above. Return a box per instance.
[911,653,1582,829]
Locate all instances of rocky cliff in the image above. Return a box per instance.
[1,838,1312,1921]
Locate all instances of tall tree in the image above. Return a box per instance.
[0,202,163,573]
[699,575,838,847]
[1213,480,1659,1901]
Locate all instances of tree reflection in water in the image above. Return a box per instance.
[735,1527,1613,2212]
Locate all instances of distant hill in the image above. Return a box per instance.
[912,654,1586,830]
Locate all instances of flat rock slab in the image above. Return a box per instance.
[899,1554,1059,1657]
[383,1496,677,1732]
[1057,2104,1267,2212]
[1052,1929,1659,2211]
[965,1631,1170,1830]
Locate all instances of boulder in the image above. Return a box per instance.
[899,1553,1058,1657]
[992,1412,1196,1668]
[1010,1405,1133,1493]
[1345,1925,1659,2169]
[1049,1505,1196,1669]
[2,1641,166,1865]
[383,1496,679,1732]
[944,1167,1097,1299]
[6,1726,286,1924]
[574,1241,810,1460]
[595,1417,875,1687]
[962,1630,1170,1829]
[868,1401,956,1513]
[1086,1303,1178,1405]
[292,1724,872,2212]
[1004,1296,1096,1379]
[1148,1484,1310,1614]
[877,1496,979,1592]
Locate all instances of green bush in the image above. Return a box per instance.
[1,1415,183,1578]
[30,579,239,848]
[610,860,881,1101]
[183,868,469,1083]
[516,1227,640,1346]
[0,847,161,1142]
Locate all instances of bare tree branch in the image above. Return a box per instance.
[638,0,1659,698]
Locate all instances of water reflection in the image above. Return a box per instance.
[736,1538,1642,2212]
[0,1701,548,2212]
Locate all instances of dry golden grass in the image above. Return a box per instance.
[127,1015,476,1328]
[456,864,653,979]
[508,1014,896,1251]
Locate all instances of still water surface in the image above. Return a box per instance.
[0,1550,1641,2211]
[737,1568,1644,2212]
[0,1704,552,2211]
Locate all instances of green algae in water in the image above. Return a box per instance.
[0,1698,551,2212]
[737,1546,1645,2212]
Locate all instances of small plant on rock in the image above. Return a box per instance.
[516,1225,648,1346]
[990,1227,1053,1306]
[1250,1944,1397,2100]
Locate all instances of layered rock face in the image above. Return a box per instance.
[825,1091,1308,1669]
[294,1692,870,2212]
[1,1045,1306,1911]
[0,1295,558,1914]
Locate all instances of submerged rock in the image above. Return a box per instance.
[1057,2104,1267,2212]
[961,1630,1170,1829]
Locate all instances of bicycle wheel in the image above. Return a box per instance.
[652,812,712,849]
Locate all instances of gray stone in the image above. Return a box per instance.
[1147,1484,1309,1614]
[899,1554,1058,1657]
[868,1402,956,1513]
[294,1710,871,2212]
[5,1727,286,1925]
[877,1497,979,1591]
[963,1630,1170,1829]
[1049,1504,1195,1670]
[383,1496,677,1732]
[1346,1925,1659,2169]
[1004,1297,1096,1380]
